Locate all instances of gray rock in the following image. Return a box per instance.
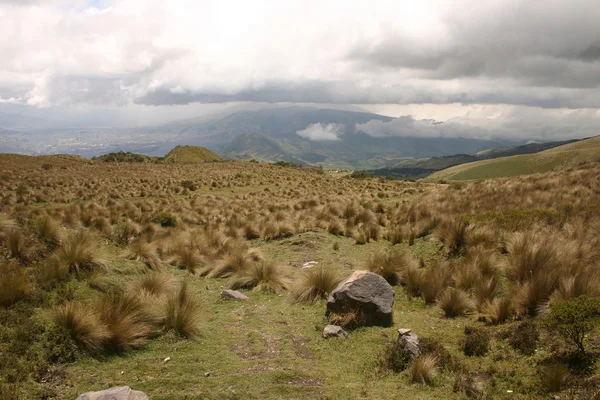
[398,331,420,359]
[326,270,394,327]
[76,386,148,400]
[220,290,249,300]
[323,325,348,338]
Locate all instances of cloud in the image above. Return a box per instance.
[0,0,599,110]
[356,105,600,142]
[297,123,344,141]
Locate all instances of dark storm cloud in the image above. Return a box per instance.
[347,1,600,90]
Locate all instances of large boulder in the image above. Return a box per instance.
[326,270,394,327]
[76,386,149,400]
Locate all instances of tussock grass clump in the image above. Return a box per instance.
[404,263,422,300]
[229,261,289,293]
[135,273,175,297]
[164,282,200,338]
[474,275,500,305]
[506,231,561,283]
[170,244,203,275]
[55,230,104,276]
[290,266,341,303]
[409,354,439,384]
[478,297,513,325]
[435,219,471,257]
[209,250,251,278]
[38,256,69,287]
[35,216,61,246]
[52,302,109,351]
[438,288,474,318]
[0,260,31,307]
[364,248,416,286]
[97,292,154,352]
[6,229,27,260]
[122,241,162,270]
[0,213,17,240]
[420,262,453,304]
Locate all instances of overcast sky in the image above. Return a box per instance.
[1,0,599,140]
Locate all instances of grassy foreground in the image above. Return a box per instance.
[1,154,599,399]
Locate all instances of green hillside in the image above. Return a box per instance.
[163,145,221,163]
[426,136,600,181]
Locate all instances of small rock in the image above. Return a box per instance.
[76,386,148,400]
[302,261,318,268]
[220,290,249,300]
[398,331,420,359]
[323,325,348,339]
[163,356,171,363]
[204,372,211,377]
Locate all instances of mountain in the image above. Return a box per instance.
[212,107,516,169]
[426,136,600,181]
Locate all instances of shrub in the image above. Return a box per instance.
[539,363,570,393]
[350,170,374,179]
[509,320,539,355]
[164,282,200,338]
[180,180,197,191]
[52,302,109,351]
[97,292,154,353]
[364,248,415,286]
[438,288,473,318]
[409,354,438,384]
[290,266,341,303]
[462,326,490,357]
[229,261,289,293]
[153,212,177,227]
[0,260,31,307]
[379,340,412,373]
[55,230,104,276]
[544,295,600,353]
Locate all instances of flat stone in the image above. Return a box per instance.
[76,386,148,400]
[323,325,348,338]
[220,290,249,300]
[398,328,412,336]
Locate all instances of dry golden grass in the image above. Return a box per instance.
[290,266,342,303]
[52,302,110,351]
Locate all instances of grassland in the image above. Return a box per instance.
[427,135,600,181]
[1,153,599,399]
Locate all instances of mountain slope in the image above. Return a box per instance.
[426,136,600,181]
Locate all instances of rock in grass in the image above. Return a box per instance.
[398,331,420,359]
[326,270,394,328]
[220,290,249,300]
[76,386,148,400]
[323,325,348,338]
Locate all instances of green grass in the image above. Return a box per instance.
[427,135,600,181]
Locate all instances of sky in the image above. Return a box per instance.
[1,0,600,141]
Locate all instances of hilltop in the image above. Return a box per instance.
[163,145,221,163]
[427,135,600,181]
